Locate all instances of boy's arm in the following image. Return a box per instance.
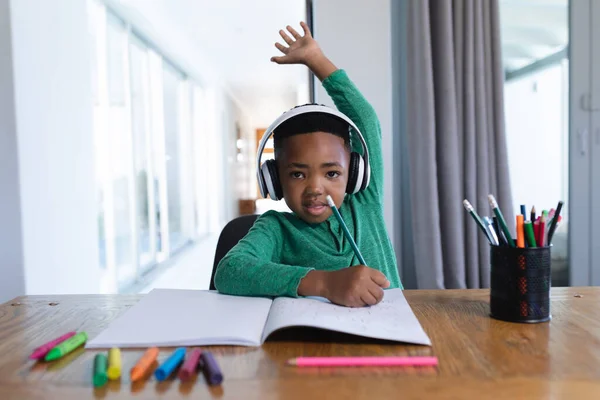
[214,214,314,297]
[319,68,383,200]
[214,212,390,305]
[271,23,383,201]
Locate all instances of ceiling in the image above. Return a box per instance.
[114,0,308,126]
[109,0,567,121]
[499,0,568,73]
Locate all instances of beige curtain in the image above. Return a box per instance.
[401,0,514,289]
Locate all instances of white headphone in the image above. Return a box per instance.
[256,104,371,201]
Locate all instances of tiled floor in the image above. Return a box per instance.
[138,234,220,294]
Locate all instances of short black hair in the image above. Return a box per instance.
[273,112,351,159]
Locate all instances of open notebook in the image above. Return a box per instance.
[86,288,431,348]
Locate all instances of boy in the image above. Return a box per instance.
[214,22,402,307]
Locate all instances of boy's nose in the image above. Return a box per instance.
[305,178,324,195]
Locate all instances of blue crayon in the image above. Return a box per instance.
[154,347,186,381]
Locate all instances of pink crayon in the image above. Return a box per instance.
[29,331,77,360]
[178,349,203,381]
[287,356,438,367]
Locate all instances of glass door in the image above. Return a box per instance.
[129,35,157,273]
[105,12,138,288]
[89,0,205,292]
[162,63,188,252]
[192,85,210,237]
[500,0,569,286]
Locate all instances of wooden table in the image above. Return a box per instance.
[1,287,599,399]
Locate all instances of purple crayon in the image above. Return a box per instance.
[200,351,223,385]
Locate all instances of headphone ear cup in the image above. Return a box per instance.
[267,160,283,200]
[263,159,283,200]
[259,162,270,198]
[359,158,368,191]
[346,152,361,194]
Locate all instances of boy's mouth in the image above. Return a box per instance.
[302,201,329,216]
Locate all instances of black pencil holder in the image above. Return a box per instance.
[490,245,551,323]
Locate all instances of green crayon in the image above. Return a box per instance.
[93,353,108,387]
[45,332,88,361]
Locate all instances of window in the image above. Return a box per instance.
[88,0,207,291]
[500,0,569,285]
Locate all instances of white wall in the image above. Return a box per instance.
[6,0,101,296]
[0,0,26,303]
[313,0,395,245]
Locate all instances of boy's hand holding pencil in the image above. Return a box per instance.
[299,266,390,308]
[324,265,390,307]
[298,195,390,308]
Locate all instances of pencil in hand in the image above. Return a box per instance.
[326,195,366,265]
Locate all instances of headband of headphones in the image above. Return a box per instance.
[256,104,371,199]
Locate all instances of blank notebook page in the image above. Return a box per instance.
[86,289,272,348]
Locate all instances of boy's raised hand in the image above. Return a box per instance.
[270,21,338,82]
[271,21,322,66]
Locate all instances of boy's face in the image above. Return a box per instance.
[277,132,350,224]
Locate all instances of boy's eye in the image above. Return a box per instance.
[290,172,305,179]
[327,171,341,178]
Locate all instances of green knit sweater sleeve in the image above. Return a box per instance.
[322,69,383,203]
[214,211,313,297]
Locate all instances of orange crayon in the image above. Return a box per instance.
[130,347,159,382]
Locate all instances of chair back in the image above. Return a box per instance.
[210,214,259,290]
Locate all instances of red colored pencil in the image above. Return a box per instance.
[539,215,547,247]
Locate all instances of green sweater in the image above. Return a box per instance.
[214,69,402,297]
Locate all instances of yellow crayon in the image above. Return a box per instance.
[107,347,122,380]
